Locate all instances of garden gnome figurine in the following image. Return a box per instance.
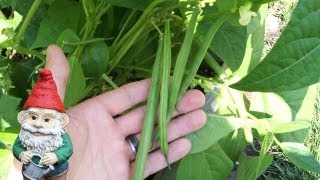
[12,69,73,180]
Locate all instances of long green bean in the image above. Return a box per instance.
[151,6,200,155]
[178,14,229,102]
[133,37,163,180]
[166,6,201,128]
[159,21,172,160]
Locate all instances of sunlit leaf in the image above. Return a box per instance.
[279,142,320,174]
[177,144,233,180]
[188,114,243,154]
[232,0,320,91]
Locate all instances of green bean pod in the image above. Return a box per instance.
[178,14,229,100]
[152,6,200,152]
[159,20,172,160]
[167,6,201,124]
[133,37,163,180]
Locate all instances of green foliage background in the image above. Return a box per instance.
[0,0,319,179]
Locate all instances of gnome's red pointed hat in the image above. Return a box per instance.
[23,69,65,113]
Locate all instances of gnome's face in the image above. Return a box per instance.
[17,107,69,154]
[19,107,69,131]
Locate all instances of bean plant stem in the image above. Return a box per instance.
[74,1,110,59]
[15,0,43,45]
[15,45,45,61]
[101,74,118,89]
[204,53,224,76]
[112,0,166,53]
[115,65,152,73]
[112,10,136,47]
[64,38,111,46]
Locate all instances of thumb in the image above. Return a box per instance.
[44,44,70,102]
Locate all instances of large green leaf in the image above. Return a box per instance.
[0,0,11,7]
[0,94,21,132]
[272,121,310,134]
[152,163,178,180]
[249,92,309,142]
[177,144,233,180]
[9,58,42,100]
[237,154,273,180]
[256,132,274,177]
[56,29,80,53]
[231,0,320,92]
[206,22,247,72]
[187,114,243,154]
[0,132,17,145]
[64,56,86,108]
[219,129,247,162]
[81,42,109,77]
[31,0,82,48]
[276,87,309,120]
[279,142,320,174]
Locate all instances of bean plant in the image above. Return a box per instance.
[0,0,319,179]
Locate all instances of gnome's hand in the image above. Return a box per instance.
[20,151,33,164]
[42,153,58,165]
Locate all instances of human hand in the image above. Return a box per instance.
[41,153,58,166]
[44,45,206,179]
[19,151,32,164]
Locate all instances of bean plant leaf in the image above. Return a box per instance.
[187,114,243,154]
[0,0,11,7]
[56,29,80,53]
[9,58,42,100]
[249,92,308,142]
[177,144,233,180]
[294,83,319,121]
[231,0,320,91]
[206,22,247,72]
[0,132,17,145]
[64,56,86,108]
[256,132,274,177]
[272,121,310,134]
[0,94,21,132]
[219,129,247,162]
[237,154,273,180]
[31,0,82,48]
[81,42,109,77]
[279,142,320,174]
[153,163,178,180]
[276,87,309,120]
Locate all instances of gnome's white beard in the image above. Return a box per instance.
[19,119,65,155]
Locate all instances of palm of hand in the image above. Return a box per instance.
[67,100,132,179]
